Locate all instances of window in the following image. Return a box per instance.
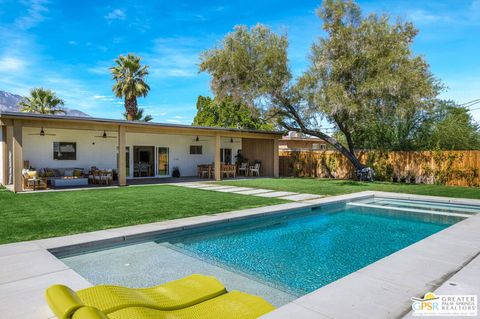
[53,142,76,160]
[220,148,232,164]
[190,145,202,155]
[320,144,327,150]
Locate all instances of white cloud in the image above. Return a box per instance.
[104,9,126,22]
[87,63,111,75]
[147,37,202,78]
[0,56,26,72]
[68,40,77,45]
[15,0,49,30]
[93,95,115,101]
[407,9,443,24]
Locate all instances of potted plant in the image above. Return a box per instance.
[172,166,181,178]
[234,150,247,165]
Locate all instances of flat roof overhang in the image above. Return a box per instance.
[0,111,284,139]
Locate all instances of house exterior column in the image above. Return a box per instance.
[273,137,279,178]
[215,134,221,181]
[12,121,23,192]
[118,125,127,186]
[1,126,7,186]
[5,125,13,185]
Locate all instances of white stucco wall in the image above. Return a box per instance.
[126,133,242,177]
[23,127,118,171]
[21,127,242,178]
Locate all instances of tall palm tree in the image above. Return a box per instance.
[18,88,66,115]
[122,108,153,122]
[110,53,150,121]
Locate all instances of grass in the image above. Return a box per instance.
[0,185,284,244]
[219,178,480,199]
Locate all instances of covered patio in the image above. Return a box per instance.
[0,112,281,192]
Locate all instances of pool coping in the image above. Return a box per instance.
[0,190,479,319]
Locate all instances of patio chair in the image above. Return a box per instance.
[222,164,236,178]
[197,165,210,178]
[93,170,103,184]
[249,163,261,176]
[99,169,113,185]
[138,162,150,177]
[22,170,47,191]
[238,162,248,176]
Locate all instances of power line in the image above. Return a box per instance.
[460,98,480,108]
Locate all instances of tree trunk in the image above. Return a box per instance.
[278,101,374,181]
[298,127,364,170]
[299,128,375,181]
[125,97,138,121]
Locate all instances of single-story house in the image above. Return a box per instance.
[0,112,282,192]
[279,131,327,151]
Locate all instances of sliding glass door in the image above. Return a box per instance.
[157,147,169,176]
[133,146,155,177]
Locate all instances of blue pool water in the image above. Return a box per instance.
[170,205,456,295]
[60,198,470,301]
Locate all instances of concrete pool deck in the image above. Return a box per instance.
[0,191,479,319]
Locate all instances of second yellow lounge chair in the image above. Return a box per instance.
[72,291,275,319]
[46,274,227,319]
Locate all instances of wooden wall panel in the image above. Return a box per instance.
[279,150,480,187]
[242,138,275,177]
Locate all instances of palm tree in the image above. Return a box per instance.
[18,88,66,115]
[111,53,150,121]
[122,108,153,122]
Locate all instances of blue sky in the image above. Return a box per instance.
[0,0,479,124]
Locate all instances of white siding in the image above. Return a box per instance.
[21,127,242,178]
[126,133,241,177]
[23,127,117,171]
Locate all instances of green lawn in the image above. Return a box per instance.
[219,178,480,199]
[0,185,284,244]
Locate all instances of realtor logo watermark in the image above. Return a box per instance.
[411,292,477,316]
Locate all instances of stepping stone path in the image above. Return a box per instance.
[176,182,324,202]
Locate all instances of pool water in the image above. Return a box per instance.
[60,198,470,300]
[170,205,456,295]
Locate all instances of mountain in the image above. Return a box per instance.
[0,90,91,117]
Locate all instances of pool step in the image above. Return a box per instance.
[369,198,480,214]
[346,202,472,218]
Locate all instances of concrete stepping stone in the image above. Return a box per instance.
[215,187,254,193]
[254,191,298,198]
[279,194,324,201]
[196,185,239,191]
[177,183,210,188]
[233,189,276,195]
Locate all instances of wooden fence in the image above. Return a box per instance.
[279,150,480,187]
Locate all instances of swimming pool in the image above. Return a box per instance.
[60,196,474,305]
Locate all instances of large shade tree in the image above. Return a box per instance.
[416,101,480,150]
[18,88,66,115]
[193,95,273,130]
[111,54,150,121]
[199,0,440,180]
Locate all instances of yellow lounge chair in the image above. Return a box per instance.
[72,291,275,319]
[46,274,226,319]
